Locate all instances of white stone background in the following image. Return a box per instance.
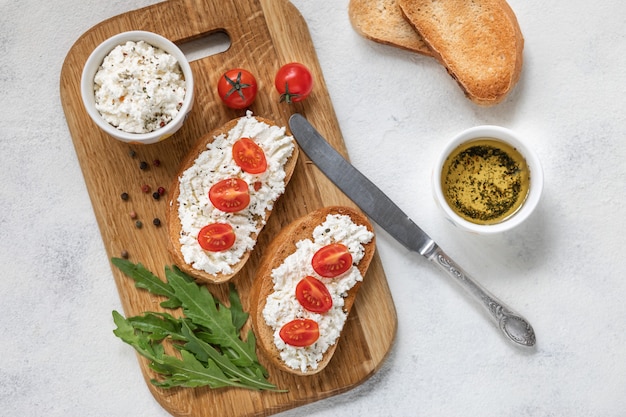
[1,0,625,416]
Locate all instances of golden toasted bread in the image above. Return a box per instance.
[348,0,432,55]
[250,206,376,375]
[398,0,524,105]
[166,114,298,284]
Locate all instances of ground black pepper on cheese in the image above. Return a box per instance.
[441,138,530,224]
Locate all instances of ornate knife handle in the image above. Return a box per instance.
[423,243,536,347]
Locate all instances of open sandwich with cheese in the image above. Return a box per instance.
[166,112,298,284]
[250,206,376,375]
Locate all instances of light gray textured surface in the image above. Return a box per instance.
[2,0,625,416]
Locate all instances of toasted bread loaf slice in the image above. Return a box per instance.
[349,0,432,55]
[166,114,298,284]
[399,0,524,105]
[250,206,376,375]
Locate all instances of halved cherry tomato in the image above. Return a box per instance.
[217,68,258,109]
[232,137,267,174]
[209,178,250,213]
[274,62,313,104]
[279,319,319,347]
[197,223,235,251]
[311,243,353,278]
[296,276,333,313]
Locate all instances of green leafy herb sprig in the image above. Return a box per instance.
[111,257,282,391]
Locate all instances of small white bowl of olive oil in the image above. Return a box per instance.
[432,125,543,234]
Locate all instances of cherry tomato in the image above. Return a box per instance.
[274,62,313,103]
[311,243,353,278]
[279,319,320,347]
[296,276,333,313]
[217,69,258,109]
[209,178,250,213]
[232,137,267,174]
[197,223,235,251]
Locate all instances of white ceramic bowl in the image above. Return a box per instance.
[81,31,194,144]
[432,125,543,234]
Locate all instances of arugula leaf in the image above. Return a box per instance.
[111,258,182,308]
[181,322,279,391]
[112,310,158,359]
[150,349,245,390]
[111,260,281,391]
[164,266,257,367]
[228,282,249,332]
[127,312,185,342]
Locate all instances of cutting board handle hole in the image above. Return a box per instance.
[178,31,231,62]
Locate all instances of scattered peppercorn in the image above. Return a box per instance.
[121,250,129,259]
[128,149,136,158]
[141,184,151,193]
[152,192,160,200]
[121,192,129,201]
[139,161,148,170]
[157,186,166,195]
[153,159,161,167]
[130,211,137,219]
[153,218,161,226]
[135,220,143,228]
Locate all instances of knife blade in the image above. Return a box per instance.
[289,113,536,348]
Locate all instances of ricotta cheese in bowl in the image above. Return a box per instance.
[81,31,194,144]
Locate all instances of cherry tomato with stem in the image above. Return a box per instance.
[209,178,250,213]
[312,243,353,278]
[232,137,267,174]
[217,69,258,109]
[279,319,320,347]
[197,223,236,251]
[274,62,313,104]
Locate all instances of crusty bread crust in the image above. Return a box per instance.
[166,116,298,285]
[398,0,524,105]
[250,206,376,376]
[348,0,432,56]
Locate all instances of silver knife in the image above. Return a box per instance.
[289,113,536,348]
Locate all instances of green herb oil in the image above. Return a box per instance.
[441,138,530,225]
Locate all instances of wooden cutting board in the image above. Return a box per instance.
[60,0,397,415]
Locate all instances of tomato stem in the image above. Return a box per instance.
[279,82,301,104]
[224,72,252,100]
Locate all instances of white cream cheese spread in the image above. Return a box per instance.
[176,112,295,275]
[262,213,374,372]
[93,40,186,134]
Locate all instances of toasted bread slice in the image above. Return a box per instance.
[166,114,298,284]
[349,0,432,55]
[250,206,376,375]
[399,0,524,105]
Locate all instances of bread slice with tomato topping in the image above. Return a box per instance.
[166,113,298,285]
[250,206,376,375]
